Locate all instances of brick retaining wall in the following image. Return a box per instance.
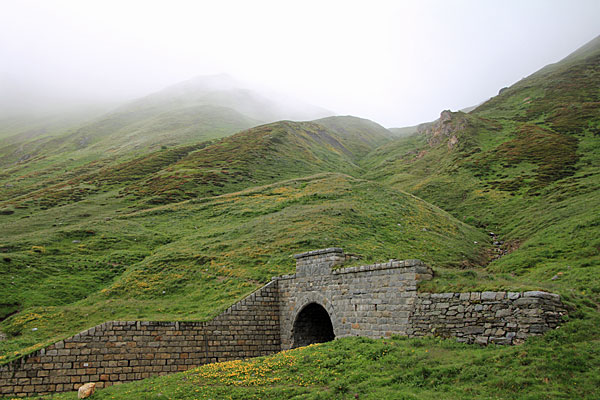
[0,281,279,397]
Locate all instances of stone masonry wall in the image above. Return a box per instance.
[278,248,565,349]
[409,290,566,345]
[1,248,566,397]
[278,248,433,349]
[0,281,279,398]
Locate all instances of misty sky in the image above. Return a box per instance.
[1,0,599,127]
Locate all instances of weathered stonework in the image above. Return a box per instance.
[278,249,432,349]
[0,281,279,397]
[0,248,566,397]
[409,290,565,345]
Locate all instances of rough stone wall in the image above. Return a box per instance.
[278,248,433,349]
[278,248,565,349]
[409,290,566,345]
[0,281,279,398]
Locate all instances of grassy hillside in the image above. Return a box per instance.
[0,107,469,365]
[362,36,600,299]
[0,106,112,143]
[0,105,258,206]
[389,125,419,136]
[59,104,260,157]
[122,119,392,204]
[0,74,332,211]
[0,173,487,364]
[0,74,330,166]
[314,115,393,158]
[0,117,390,210]
[144,74,331,123]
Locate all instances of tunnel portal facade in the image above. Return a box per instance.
[276,248,431,349]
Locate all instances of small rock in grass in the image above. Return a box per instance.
[551,272,564,281]
[78,382,96,399]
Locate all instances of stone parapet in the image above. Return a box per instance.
[294,248,345,277]
[278,254,435,349]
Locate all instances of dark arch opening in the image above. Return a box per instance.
[292,302,335,348]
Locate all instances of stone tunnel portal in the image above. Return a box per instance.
[292,302,335,348]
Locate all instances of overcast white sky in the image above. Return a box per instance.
[1,0,599,127]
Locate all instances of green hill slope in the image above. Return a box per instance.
[0,173,487,363]
[362,36,600,299]
[56,74,330,158]
[0,74,332,209]
[389,125,420,136]
[313,115,393,158]
[58,103,260,157]
[0,74,331,165]
[0,106,254,213]
[0,114,451,360]
[122,118,391,204]
[0,117,391,209]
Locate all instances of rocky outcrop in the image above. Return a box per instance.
[77,382,96,399]
[418,110,470,149]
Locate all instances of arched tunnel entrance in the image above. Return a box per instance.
[292,302,335,348]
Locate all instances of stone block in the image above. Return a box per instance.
[481,292,497,301]
[489,337,512,345]
[474,336,488,345]
[458,293,470,301]
[507,292,520,300]
[523,291,560,301]
[495,309,513,318]
[514,298,539,307]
